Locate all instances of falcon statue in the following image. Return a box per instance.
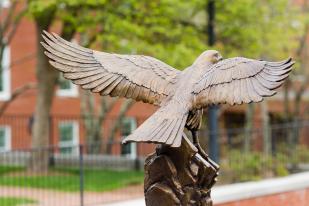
[41,31,294,157]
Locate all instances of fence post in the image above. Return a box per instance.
[79,145,84,206]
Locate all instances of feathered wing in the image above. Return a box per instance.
[193,57,294,108]
[41,31,180,106]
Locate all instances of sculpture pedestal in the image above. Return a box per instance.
[144,135,219,206]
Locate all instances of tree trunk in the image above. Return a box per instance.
[27,4,77,171]
[28,24,58,172]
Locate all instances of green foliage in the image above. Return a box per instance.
[0,197,36,206]
[27,0,306,68]
[216,0,305,59]
[276,144,309,165]
[221,150,289,183]
[28,0,207,69]
[292,145,309,163]
[0,166,144,192]
[28,0,57,28]
[220,140,309,183]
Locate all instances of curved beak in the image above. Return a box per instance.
[218,55,223,61]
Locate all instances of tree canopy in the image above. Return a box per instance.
[28,0,306,69]
[216,0,306,60]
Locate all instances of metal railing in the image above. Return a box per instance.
[0,144,145,206]
[0,115,308,205]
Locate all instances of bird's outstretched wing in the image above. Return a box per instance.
[193,57,294,108]
[41,31,180,105]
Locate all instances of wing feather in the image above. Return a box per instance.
[79,74,107,89]
[193,57,293,108]
[42,31,181,106]
[44,31,92,58]
[49,61,100,73]
[247,79,263,102]
[75,73,106,85]
[101,76,124,95]
[91,74,116,92]
[51,32,92,54]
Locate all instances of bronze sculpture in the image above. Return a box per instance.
[41,30,293,205]
[41,30,293,155]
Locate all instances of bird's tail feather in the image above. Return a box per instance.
[122,104,188,147]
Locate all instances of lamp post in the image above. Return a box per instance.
[207,0,219,163]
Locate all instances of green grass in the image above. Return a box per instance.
[0,197,36,206]
[0,166,144,192]
[0,166,23,175]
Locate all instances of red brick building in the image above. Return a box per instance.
[0,1,158,157]
[0,0,308,157]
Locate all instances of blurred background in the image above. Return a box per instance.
[0,0,309,206]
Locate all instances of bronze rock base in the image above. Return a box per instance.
[144,135,219,206]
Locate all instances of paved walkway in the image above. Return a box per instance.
[0,185,143,206]
[103,198,145,206]
[4,172,309,206]
[102,172,309,206]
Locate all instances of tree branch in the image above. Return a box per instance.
[1,0,18,38]
[98,97,117,126]
[106,99,134,153]
[0,83,36,116]
[6,2,28,44]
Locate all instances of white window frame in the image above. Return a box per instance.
[56,75,78,97]
[0,0,11,8]
[0,125,11,152]
[121,117,137,159]
[0,46,11,101]
[58,121,79,155]
[56,39,79,98]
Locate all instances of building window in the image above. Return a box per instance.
[0,126,11,152]
[58,121,79,155]
[0,0,10,8]
[121,117,137,159]
[56,74,78,97]
[0,46,11,100]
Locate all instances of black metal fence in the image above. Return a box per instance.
[0,144,145,206]
[212,120,309,184]
[0,115,308,206]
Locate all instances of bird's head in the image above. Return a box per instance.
[194,50,223,67]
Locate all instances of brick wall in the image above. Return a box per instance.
[217,188,309,206]
[212,172,309,206]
